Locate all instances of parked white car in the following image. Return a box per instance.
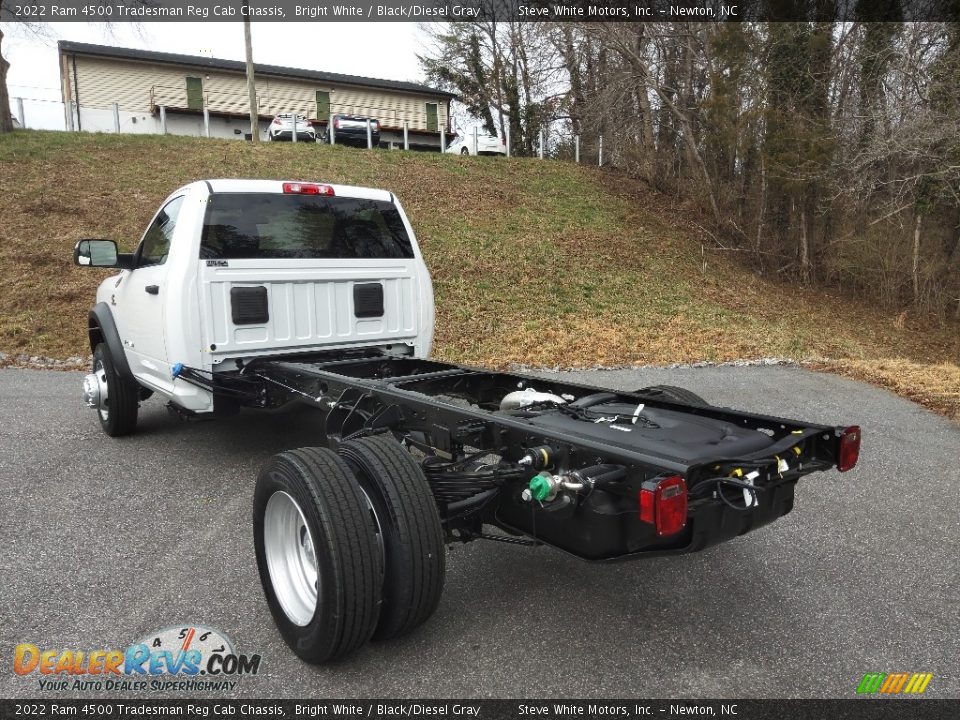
[268,113,316,142]
[445,130,506,156]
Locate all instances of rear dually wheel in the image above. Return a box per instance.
[253,447,383,663]
[338,435,445,641]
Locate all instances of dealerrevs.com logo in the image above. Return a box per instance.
[14,625,261,692]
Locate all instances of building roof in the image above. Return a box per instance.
[58,41,456,99]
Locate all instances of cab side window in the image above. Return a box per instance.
[138,196,185,267]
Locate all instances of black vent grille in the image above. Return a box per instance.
[231,286,269,325]
[353,283,384,318]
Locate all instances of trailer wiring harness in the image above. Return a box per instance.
[689,451,802,511]
[689,475,764,510]
[171,363,265,403]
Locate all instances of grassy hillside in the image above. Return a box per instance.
[1,130,958,418]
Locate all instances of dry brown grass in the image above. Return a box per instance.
[1,130,958,419]
[818,358,960,421]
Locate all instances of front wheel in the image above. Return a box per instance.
[90,343,138,436]
[253,447,383,663]
[460,147,470,156]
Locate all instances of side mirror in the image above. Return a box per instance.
[74,239,119,267]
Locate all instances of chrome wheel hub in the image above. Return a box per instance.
[263,491,319,626]
[83,361,109,417]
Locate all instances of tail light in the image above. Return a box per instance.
[334,118,341,129]
[282,182,335,196]
[837,425,861,472]
[639,475,688,537]
[272,118,282,125]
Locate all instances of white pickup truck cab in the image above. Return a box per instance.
[75,179,434,434]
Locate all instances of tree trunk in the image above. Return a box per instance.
[632,29,655,181]
[0,27,14,134]
[561,26,586,139]
[799,203,810,283]
[484,20,506,138]
[654,83,721,225]
[912,212,922,304]
[755,159,767,269]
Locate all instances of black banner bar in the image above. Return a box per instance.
[2,0,959,23]
[1,700,959,720]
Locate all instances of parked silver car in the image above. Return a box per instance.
[321,114,381,147]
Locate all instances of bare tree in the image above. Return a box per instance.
[0,24,12,133]
[0,1,149,135]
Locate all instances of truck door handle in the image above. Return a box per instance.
[145,285,159,295]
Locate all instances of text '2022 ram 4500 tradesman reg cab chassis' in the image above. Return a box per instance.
[74,179,861,663]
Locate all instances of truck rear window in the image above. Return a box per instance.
[201,193,414,260]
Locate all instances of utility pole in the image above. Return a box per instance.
[243,0,259,143]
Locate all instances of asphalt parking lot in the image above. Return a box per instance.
[1,365,957,699]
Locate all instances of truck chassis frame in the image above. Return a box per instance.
[208,350,849,562]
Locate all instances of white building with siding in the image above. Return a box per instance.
[58,41,455,150]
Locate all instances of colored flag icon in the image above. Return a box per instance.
[857,672,933,694]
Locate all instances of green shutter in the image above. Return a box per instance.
[425,102,438,132]
[316,91,331,121]
[185,76,203,110]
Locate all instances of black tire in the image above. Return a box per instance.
[253,447,383,663]
[92,342,138,436]
[636,384,709,406]
[460,147,470,156]
[338,435,445,641]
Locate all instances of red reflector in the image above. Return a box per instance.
[638,475,688,537]
[282,182,334,196]
[639,486,654,524]
[838,425,861,472]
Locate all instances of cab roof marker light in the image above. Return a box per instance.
[282,182,335,196]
